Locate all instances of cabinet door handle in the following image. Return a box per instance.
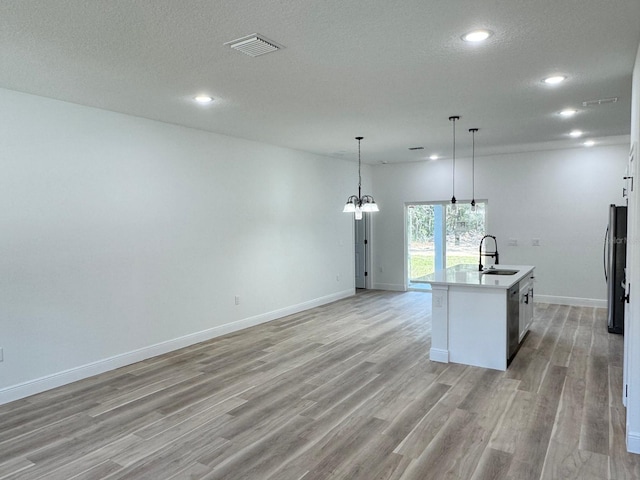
[624,283,631,304]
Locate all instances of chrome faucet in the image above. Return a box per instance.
[479,235,499,271]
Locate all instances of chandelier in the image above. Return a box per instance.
[343,136,379,220]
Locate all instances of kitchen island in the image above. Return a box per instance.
[415,264,535,371]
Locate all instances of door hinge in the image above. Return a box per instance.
[364,239,368,245]
[365,271,368,276]
[626,384,628,398]
[624,283,631,304]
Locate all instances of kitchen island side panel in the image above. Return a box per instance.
[430,284,450,363]
[448,287,508,370]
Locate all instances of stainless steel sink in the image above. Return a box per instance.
[481,269,519,275]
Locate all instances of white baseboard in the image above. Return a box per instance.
[627,431,640,454]
[534,295,606,308]
[0,289,354,406]
[372,283,406,292]
[430,348,449,363]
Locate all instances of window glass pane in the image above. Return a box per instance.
[407,204,437,281]
[407,202,487,289]
[445,203,486,268]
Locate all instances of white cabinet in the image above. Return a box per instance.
[518,271,535,341]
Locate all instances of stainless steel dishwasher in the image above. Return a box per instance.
[507,282,520,364]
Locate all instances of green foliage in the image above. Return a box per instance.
[445,203,486,237]
[407,205,434,245]
[409,255,477,280]
[407,203,486,244]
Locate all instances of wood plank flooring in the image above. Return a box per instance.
[1,290,639,479]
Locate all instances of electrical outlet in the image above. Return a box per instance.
[336,274,340,282]
[532,238,540,246]
[434,295,443,308]
[234,296,240,305]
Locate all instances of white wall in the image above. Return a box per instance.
[625,41,640,454]
[370,144,629,303]
[0,88,357,403]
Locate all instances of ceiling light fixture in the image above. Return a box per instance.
[543,75,567,85]
[429,154,439,160]
[559,109,577,117]
[462,30,493,42]
[569,130,583,138]
[194,95,214,104]
[469,128,479,212]
[343,137,379,220]
[584,140,595,147]
[583,97,618,107]
[449,116,460,212]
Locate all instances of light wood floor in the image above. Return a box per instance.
[1,290,639,479]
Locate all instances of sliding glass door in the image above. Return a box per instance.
[407,204,439,281]
[407,202,486,288]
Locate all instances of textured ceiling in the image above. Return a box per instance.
[1,0,639,163]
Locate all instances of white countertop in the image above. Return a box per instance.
[414,264,535,289]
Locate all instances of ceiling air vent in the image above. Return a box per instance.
[408,146,424,150]
[582,97,618,107]
[224,34,282,57]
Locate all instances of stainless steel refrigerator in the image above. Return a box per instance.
[604,204,627,334]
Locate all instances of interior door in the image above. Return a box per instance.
[354,215,366,288]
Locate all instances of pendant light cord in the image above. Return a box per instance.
[471,129,475,200]
[470,127,478,204]
[448,116,459,202]
[358,137,362,198]
[356,136,363,200]
[452,119,455,194]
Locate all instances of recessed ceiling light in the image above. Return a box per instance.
[429,154,439,160]
[569,130,583,138]
[462,30,493,43]
[543,75,567,85]
[559,109,578,117]
[194,95,214,104]
[584,140,595,147]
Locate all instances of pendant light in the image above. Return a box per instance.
[469,128,478,212]
[449,116,460,212]
[343,136,379,220]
